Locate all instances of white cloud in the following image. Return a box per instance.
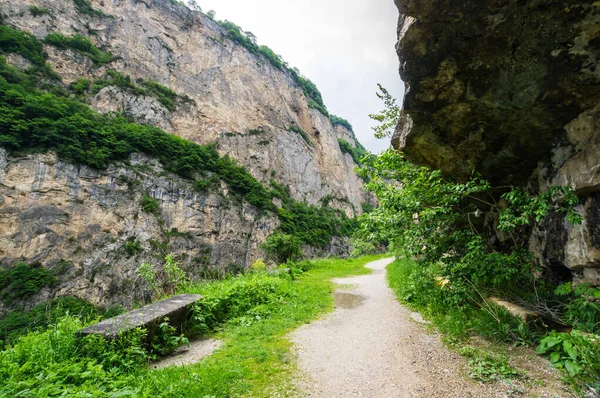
[195,0,404,153]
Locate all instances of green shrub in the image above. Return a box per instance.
[330,114,353,131]
[0,262,57,300]
[140,193,160,214]
[537,330,600,391]
[338,138,368,165]
[554,282,600,333]
[69,78,90,95]
[0,296,100,345]
[44,32,114,65]
[0,25,45,66]
[459,346,520,383]
[260,232,302,265]
[189,272,291,332]
[29,6,52,17]
[138,254,187,299]
[350,237,376,257]
[73,0,110,17]
[124,239,143,255]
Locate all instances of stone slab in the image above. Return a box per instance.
[80,294,202,337]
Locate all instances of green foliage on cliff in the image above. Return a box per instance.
[0,25,45,66]
[213,19,328,116]
[0,23,356,257]
[287,125,312,146]
[29,6,52,17]
[338,138,368,165]
[271,180,358,247]
[45,32,115,66]
[0,58,273,210]
[0,263,57,300]
[91,70,187,111]
[330,114,353,131]
[73,0,111,17]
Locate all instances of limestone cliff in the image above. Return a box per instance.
[393,1,600,284]
[0,0,368,311]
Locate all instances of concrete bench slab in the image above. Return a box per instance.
[80,294,202,338]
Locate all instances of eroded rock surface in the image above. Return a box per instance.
[0,0,370,311]
[394,0,600,283]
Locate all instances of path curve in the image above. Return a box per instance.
[291,257,507,397]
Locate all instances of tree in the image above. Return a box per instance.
[368,84,400,139]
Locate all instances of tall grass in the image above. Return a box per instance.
[0,254,386,397]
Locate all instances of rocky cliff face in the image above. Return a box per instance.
[0,0,368,311]
[393,0,600,284]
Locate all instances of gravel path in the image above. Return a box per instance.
[290,257,565,398]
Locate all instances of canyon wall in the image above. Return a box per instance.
[0,0,368,311]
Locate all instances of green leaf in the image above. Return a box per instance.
[564,360,580,377]
[549,352,562,364]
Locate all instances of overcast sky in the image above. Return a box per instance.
[193,0,404,153]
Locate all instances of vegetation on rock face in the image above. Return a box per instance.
[212,18,328,116]
[45,32,115,66]
[0,23,356,254]
[73,0,111,18]
[260,232,303,265]
[271,180,358,248]
[287,125,313,146]
[338,138,368,165]
[91,70,191,111]
[0,262,56,301]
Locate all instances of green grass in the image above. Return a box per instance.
[386,257,528,343]
[0,254,386,397]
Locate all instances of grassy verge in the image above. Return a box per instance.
[386,258,530,385]
[0,254,386,397]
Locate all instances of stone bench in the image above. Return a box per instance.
[80,294,202,338]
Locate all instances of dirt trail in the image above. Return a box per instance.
[290,257,566,398]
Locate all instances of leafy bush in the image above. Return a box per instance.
[0,296,100,345]
[91,70,188,111]
[330,114,353,131]
[350,236,377,257]
[29,6,52,17]
[73,0,111,17]
[140,193,160,214]
[553,283,600,333]
[124,238,143,255]
[271,180,358,247]
[189,272,292,332]
[459,346,520,383]
[69,77,91,95]
[260,232,302,265]
[338,138,368,165]
[139,254,187,299]
[44,32,114,65]
[0,25,46,66]
[537,330,600,391]
[0,262,56,300]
